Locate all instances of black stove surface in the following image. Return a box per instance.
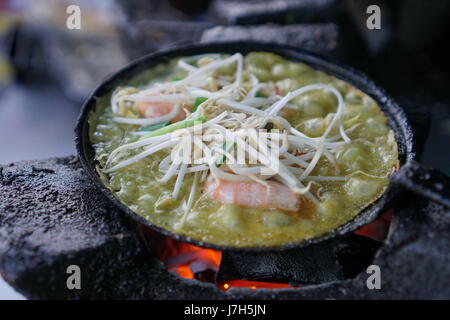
[0,157,449,299]
[1,0,450,300]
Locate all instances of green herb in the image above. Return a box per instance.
[216,141,236,167]
[140,116,207,140]
[255,91,267,98]
[140,121,170,132]
[170,77,181,81]
[192,97,208,112]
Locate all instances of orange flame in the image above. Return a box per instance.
[355,209,393,241]
[219,280,292,291]
[157,237,221,279]
[154,236,294,290]
[144,210,393,291]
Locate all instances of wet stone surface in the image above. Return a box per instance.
[121,22,340,60]
[208,0,342,25]
[0,157,449,299]
[201,24,339,56]
[121,20,213,60]
[0,157,224,299]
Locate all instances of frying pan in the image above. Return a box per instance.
[75,42,419,252]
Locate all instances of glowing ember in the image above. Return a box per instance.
[176,265,195,279]
[144,232,295,289]
[139,210,392,290]
[219,280,292,291]
[355,209,393,241]
[149,236,222,282]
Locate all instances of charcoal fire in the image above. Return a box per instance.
[139,213,389,289]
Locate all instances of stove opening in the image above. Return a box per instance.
[139,210,392,290]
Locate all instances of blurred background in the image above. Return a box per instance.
[0,0,449,299]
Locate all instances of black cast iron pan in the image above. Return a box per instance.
[75,42,423,252]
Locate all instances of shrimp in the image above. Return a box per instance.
[136,93,190,123]
[204,175,301,212]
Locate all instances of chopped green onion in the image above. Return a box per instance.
[192,97,208,113]
[140,116,206,140]
[216,141,236,167]
[170,77,181,81]
[255,91,267,98]
[140,121,170,132]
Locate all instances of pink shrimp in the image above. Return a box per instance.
[136,93,190,123]
[204,176,302,212]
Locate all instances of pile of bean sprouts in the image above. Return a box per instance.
[104,53,359,223]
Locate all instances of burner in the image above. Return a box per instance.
[1,157,450,299]
[1,0,450,301]
[141,226,382,288]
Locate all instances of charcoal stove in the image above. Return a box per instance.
[1,2,450,298]
[141,224,383,287]
[1,156,450,299]
[2,40,450,298]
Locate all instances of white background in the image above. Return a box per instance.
[0,84,79,300]
[0,276,24,300]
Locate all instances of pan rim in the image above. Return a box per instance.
[75,41,415,253]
